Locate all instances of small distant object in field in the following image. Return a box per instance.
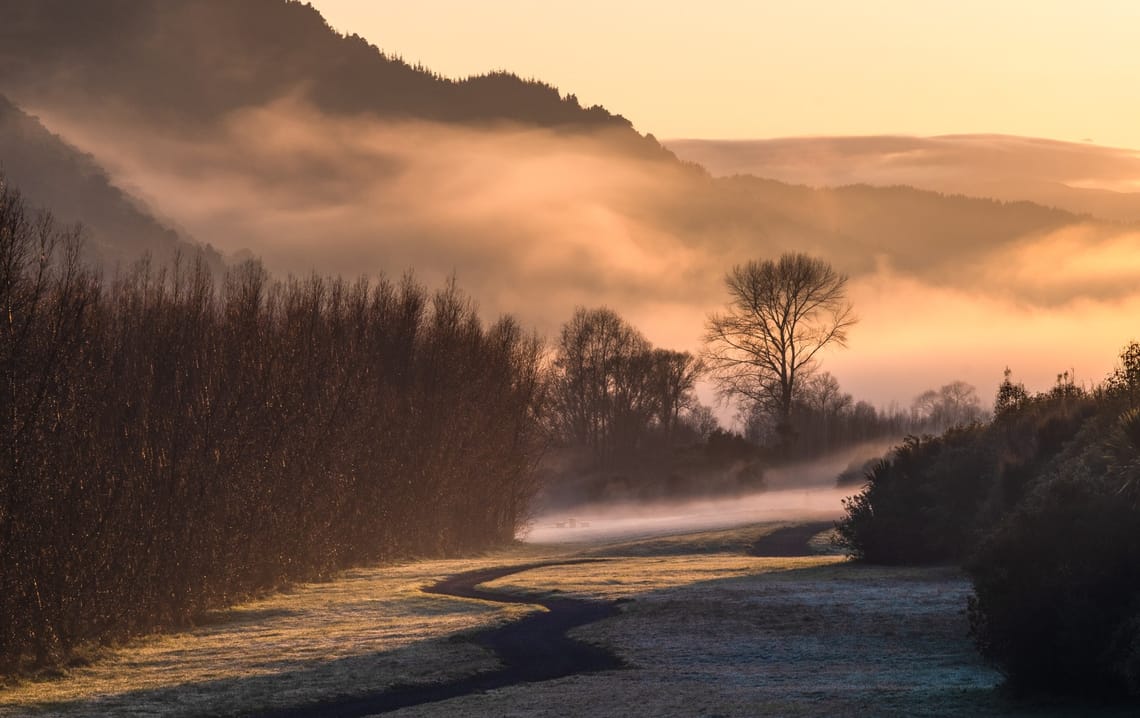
[552,518,590,529]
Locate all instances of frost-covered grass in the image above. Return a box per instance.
[3,524,1130,717]
[394,559,1131,718]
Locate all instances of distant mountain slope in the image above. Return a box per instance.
[0,94,220,271]
[0,0,1133,330]
[0,0,671,161]
[668,135,1140,222]
[644,173,1096,307]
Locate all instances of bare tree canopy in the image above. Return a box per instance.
[551,307,703,462]
[703,253,856,443]
[912,380,987,429]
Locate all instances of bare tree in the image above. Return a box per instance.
[552,306,650,459]
[650,349,704,437]
[551,308,704,460]
[912,380,987,429]
[703,253,856,446]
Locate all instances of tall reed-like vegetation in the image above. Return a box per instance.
[0,178,545,672]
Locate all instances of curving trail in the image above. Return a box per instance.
[255,522,831,717]
[252,559,623,718]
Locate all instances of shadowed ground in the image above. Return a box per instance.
[748,521,835,557]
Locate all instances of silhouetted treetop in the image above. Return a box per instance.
[0,0,671,160]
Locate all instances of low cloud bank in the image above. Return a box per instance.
[26,100,1140,408]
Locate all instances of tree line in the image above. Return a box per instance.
[539,255,986,503]
[550,306,704,462]
[4,172,883,668]
[0,178,544,671]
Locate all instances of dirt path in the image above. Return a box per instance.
[747,521,835,557]
[251,559,623,717]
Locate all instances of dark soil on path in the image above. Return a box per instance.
[747,521,836,557]
[251,559,624,717]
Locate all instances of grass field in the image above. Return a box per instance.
[2,524,1131,717]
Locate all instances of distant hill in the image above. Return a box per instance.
[0,0,1133,327]
[632,172,1100,308]
[0,0,672,161]
[668,135,1140,223]
[677,174,1080,274]
[0,94,221,272]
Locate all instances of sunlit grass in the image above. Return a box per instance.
[484,554,843,601]
[0,548,560,717]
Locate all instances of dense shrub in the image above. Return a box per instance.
[985,391,1098,518]
[0,179,546,672]
[833,425,994,563]
[967,407,1140,696]
[836,343,1140,698]
[835,381,1100,565]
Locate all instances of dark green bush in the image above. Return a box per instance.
[834,424,994,563]
[967,413,1140,696]
[834,345,1140,699]
[984,393,1098,519]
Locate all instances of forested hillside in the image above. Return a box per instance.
[0,0,670,160]
[1,0,1127,319]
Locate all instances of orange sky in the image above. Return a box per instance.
[311,0,1140,148]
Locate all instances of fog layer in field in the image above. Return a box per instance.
[524,444,887,544]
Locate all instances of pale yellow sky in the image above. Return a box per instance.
[310,0,1140,147]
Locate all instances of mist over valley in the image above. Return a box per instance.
[3,2,1139,715]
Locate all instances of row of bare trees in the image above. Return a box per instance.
[549,307,703,463]
[0,179,545,671]
[548,255,988,471]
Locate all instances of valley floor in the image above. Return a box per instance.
[0,525,1129,717]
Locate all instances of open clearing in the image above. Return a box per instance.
[1,523,1130,717]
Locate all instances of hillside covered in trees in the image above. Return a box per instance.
[1,0,1132,329]
[0,0,669,156]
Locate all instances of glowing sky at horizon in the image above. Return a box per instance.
[310,0,1140,149]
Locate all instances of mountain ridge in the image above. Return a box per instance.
[0,0,676,163]
[668,135,1140,223]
